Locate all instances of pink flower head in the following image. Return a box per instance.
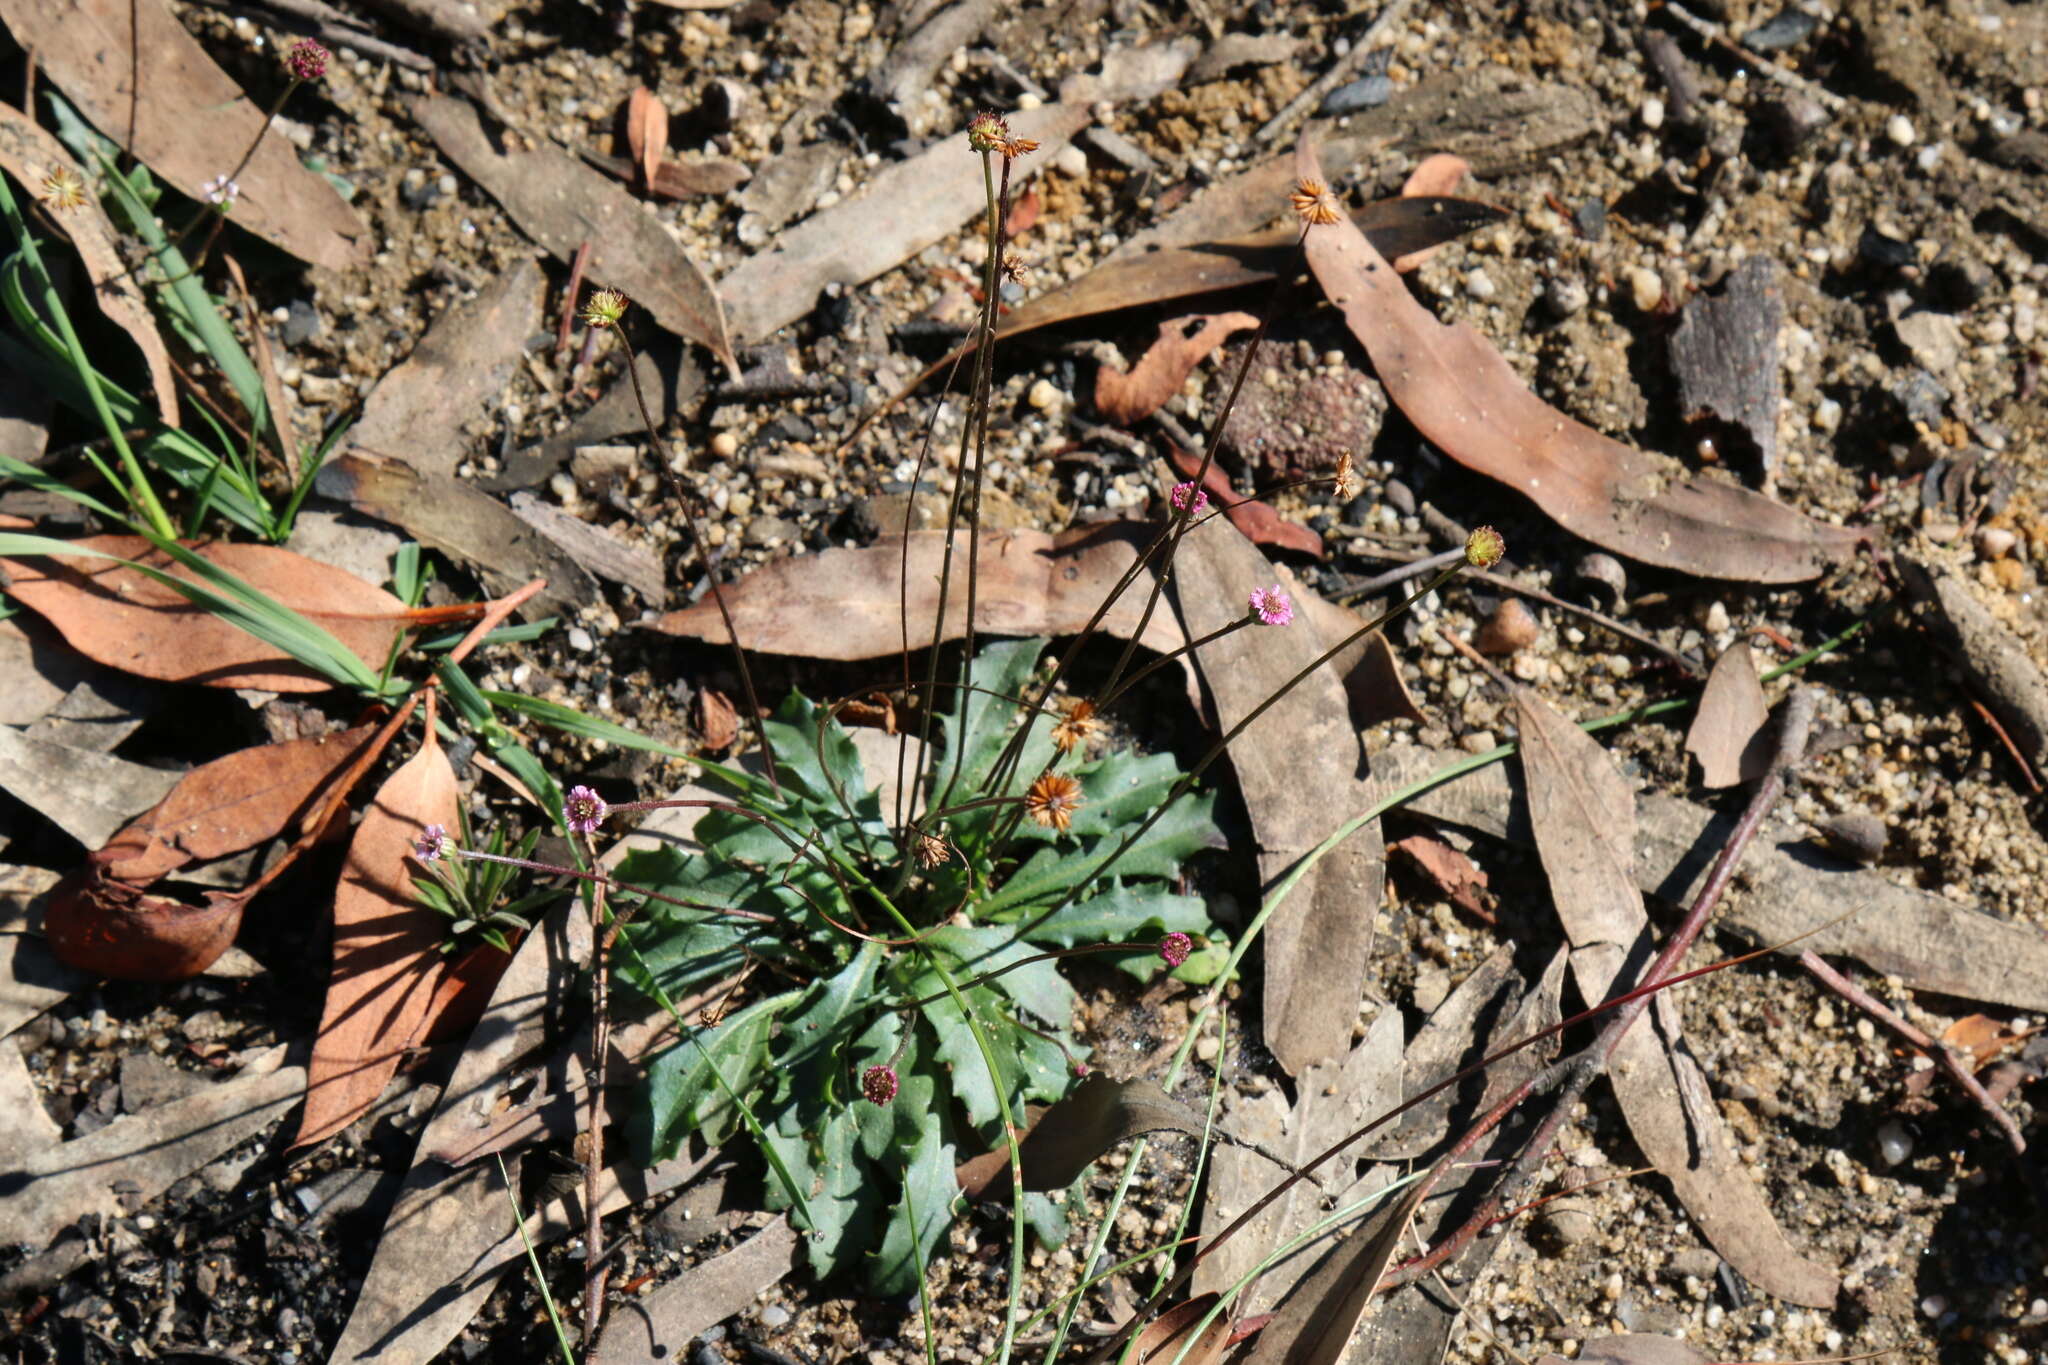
[563,785,608,834]
[862,1064,899,1104]
[285,38,330,82]
[1071,1058,1091,1078]
[412,824,453,862]
[1170,481,1209,514]
[1248,586,1294,626]
[1159,932,1193,968]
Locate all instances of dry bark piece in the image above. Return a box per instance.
[694,687,740,753]
[1171,516,1380,1075]
[649,524,1187,662]
[1686,643,1774,788]
[1165,448,1324,558]
[1296,140,1865,584]
[1542,1336,1713,1365]
[581,146,752,198]
[1511,685,1837,1307]
[0,724,180,848]
[1670,255,1786,485]
[1096,313,1260,426]
[0,536,409,692]
[1,865,86,1043]
[0,0,366,270]
[0,103,180,424]
[506,492,667,607]
[409,94,736,373]
[625,87,668,191]
[1901,557,2048,778]
[295,728,459,1148]
[592,1218,800,1364]
[1131,1293,1231,1365]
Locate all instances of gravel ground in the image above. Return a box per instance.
[4,0,2048,1362]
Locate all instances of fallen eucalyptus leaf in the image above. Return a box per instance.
[1685,642,1773,789]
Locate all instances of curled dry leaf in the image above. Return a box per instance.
[0,537,409,693]
[1095,312,1260,425]
[1389,832,1497,924]
[1685,642,1773,788]
[1295,139,1865,583]
[625,87,669,191]
[296,726,460,1148]
[1132,1293,1231,1365]
[42,872,248,980]
[956,1075,1208,1197]
[1165,448,1324,558]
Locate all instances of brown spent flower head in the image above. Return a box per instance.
[966,110,1010,153]
[1333,451,1359,502]
[285,38,330,82]
[1465,525,1506,569]
[581,288,628,329]
[999,252,1029,285]
[914,832,951,869]
[38,166,88,213]
[1291,178,1343,227]
[1024,771,1084,833]
[999,134,1040,160]
[1050,699,1102,755]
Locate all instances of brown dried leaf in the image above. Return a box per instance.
[0,0,366,269]
[693,687,740,753]
[959,1075,1207,1196]
[1131,1294,1230,1365]
[1296,140,1865,583]
[98,726,377,883]
[1095,312,1259,425]
[1512,687,1838,1307]
[0,103,179,423]
[1392,153,1472,271]
[1165,447,1324,558]
[296,727,459,1148]
[1686,642,1773,788]
[1389,831,1496,923]
[409,94,735,373]
[625,87,668,191]
[0,537,408,693]
[593,1219,800,1364]
[42,871,247,980]
[649,525,1187,662]
[1940,1013,2030,1072]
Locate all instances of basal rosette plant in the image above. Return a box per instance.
[612,637,1223,1291]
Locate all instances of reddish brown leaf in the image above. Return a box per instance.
[1296,140,1866,584]
[1389,832,1497,924]
[43,871,247,980]
[1095,312,1259,425]
[0,537,411,692]
[1003,186,1042,239]
[1132,1293,1231,1365]
[99,726,379,883]
[1940,1013,2031,1072]
[1685,642,1773,789]
[1166,448,1324,558]
[296,727,459,1147]
[625,87,669,191]
[419,938,519,1047]
[694,687,740,753]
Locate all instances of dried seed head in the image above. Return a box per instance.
[563,784,608,834]
[1290,178,1343,227]
[1465,525,1506,569]
[915,832,951,869]
[412,823,454,863]
[1248,585,1294,626]
[1000,134,1040,160]
[581,288,628,329]
[966,111,1010,153]
[1333,451,1359,501]
[1000,252,1029,285]
[1050,699,1102,755]
[285,38,330,82]
[1024,771,1084,833]
[862,1064,899,1104]
[38,166,88,212]
[1159,932,1193,968]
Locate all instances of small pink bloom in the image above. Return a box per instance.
[1159,932,1193,968]
[285,38,329,82]
[862,1064,899,1104]
[564,785,608,834]
[1071,1058,1091,1078]
[1248,586,1294,626]
[1170,481,1209,514]
[412,824,452,862]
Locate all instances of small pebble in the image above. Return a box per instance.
[567,626,595,652]
[1459,730,1498,755]
[1320,74,1395,116]
[1475,598,1538,655]
[709,430,739,459]
[1027,378,1061,410]
[1054,143,1088,178]
[1975,526,2017,560]
[1576,552,1627,602]
[1886,114,1917,147]
[1543,275,1589,318]
[1641,97,1666,130]
[1384,479,1416,515]
[1812,397,1843,433]
[758,1303,790,1329]
[1703,600,1731,635]
[1877,1119,1913,1167]
[1541,1198,1600,1247]
[1465,268,1496,301]
[1819,811,1887,864]
[1626,264,1664,312]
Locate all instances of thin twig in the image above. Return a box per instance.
[182,0,436,70]
[581,855,610,1349]
[1658,1,1848,112]
[1254,0,1419,145]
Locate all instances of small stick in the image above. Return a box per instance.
[1657,1,1848,112]
[1965,694,2044,794]
[1254,0,1419,146]
[1797,950,2027,1158]
[581,851,611,1348]
[555,241,592,365]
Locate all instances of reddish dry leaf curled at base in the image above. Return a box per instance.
[0,537,410,693]
[1165,448,1324,558]
[1132,1293,1231,1365]
[1389,831,1497,924]
[1095,312,1259,425]
[1295,139,1865,584]
[693,687,741,753]
[296,728,460,1148]
[42,873,248,980]
[98,726,379,883]
[956,1075,1208,1197]
[625,87,668,191]
[1685,642,1773,788]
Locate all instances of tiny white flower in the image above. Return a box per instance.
[202,175,239,207]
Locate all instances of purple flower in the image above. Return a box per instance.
[412,824,452,862]
[285,38,329,82]
[1159,932,1193,968]
[1170,481,1209,514]
[564,785,608,834]
[1071,1058,1091,1078]
[862,1064,899,1104]
[1248,586,1294,626]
